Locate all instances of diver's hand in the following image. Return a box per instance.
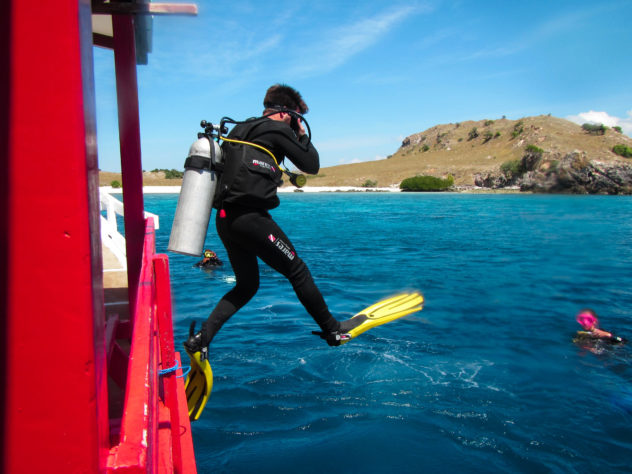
[295,117,306,137]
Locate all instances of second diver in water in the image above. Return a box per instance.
[575,309,626,344]
[195,249,223,268]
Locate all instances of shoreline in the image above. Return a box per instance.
[100,185,521,194]
[101,185,403,194]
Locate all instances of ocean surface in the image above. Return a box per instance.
[143,193,632,473]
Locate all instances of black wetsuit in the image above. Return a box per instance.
[200,118,340,345]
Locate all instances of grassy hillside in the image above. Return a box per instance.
[307,115,632,187]
[99,170,182,187]
[99,115,632,188]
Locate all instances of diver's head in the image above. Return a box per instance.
[263,84,308,115]
[576,309,598,330]
[263,84,308,135]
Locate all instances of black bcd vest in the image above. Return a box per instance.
[214,119,284,210]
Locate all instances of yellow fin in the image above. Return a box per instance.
[184,349,213,421]
[342,292,424,344]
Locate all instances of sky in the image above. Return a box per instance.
[93,0,632,172]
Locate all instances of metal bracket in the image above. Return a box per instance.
[91,1,198,16]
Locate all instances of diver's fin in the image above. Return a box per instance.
[183,321,213,420]
[313,291,424,346]
[184,321,213,421]
[184,346,213,421]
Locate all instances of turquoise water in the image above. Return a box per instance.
[145,193,632,473]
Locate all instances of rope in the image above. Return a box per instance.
[159,359,191,378]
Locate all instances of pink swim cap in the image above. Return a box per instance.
[576,310,598,330]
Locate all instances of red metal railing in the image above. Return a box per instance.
[106,218,196,473]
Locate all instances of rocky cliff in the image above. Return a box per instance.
[475,150,632,194]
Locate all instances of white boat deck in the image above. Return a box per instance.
[100,189,159,318]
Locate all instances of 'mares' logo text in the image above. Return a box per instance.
[252,159,276,172]
[268,234,295,260]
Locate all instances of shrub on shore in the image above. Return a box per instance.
[582,123,607,135]
[400,175,454,192]
[613,144,632,158]
[111,180,121,188]
[500,159,524,178]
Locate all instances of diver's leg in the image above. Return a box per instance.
[194,212,260,348]
[229,210,341,334]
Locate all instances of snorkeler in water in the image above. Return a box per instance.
[575,309,626,344]
[195,249,223,268]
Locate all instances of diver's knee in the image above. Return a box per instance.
[287,259,311,286]
[235,280,259,301]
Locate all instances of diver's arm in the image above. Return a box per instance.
[256,121,320,174]
[595,328,626,343]
[288,134,320,174]
[591,328,613,339]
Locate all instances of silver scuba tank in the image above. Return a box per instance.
[168,135,223,256]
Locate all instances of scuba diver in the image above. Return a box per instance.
[195,249,223,268]
[575,309,626,344]
[184,84,367,354]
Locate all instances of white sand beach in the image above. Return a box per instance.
[101,185,402,194]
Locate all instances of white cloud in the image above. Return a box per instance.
[289,4,426,77]
[566,110,632,137]
[449,5,599,64]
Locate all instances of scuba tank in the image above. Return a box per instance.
[168,121,224,256]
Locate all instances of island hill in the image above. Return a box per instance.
[100,115,632,194]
